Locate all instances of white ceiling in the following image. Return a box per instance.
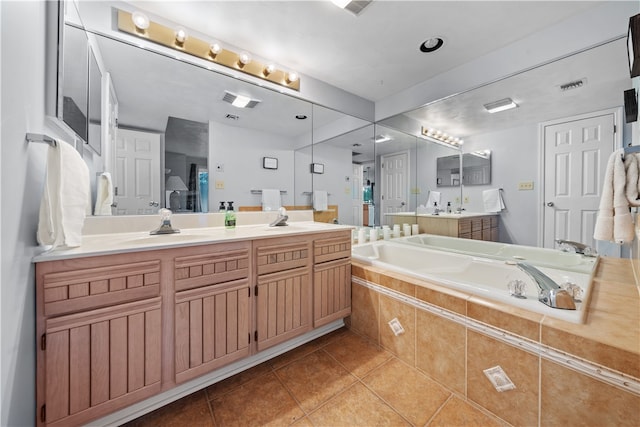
[126,0,606,102]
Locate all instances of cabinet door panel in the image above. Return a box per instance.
[313,258,352,327]
[174,279,251,383]
[43,298,162,426]
[256,267,312,352]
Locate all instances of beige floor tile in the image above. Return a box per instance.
[124,391,214,427]
[205,361,272,400]
[275,349,357,412]
[428,396,506,427]
[211,371,304,427]
[268,339,327,370]
[308,382,410,427]
[323,330,393,378]
[363,358,451,426]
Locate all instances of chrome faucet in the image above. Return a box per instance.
[269,207,289,227]
[555,239,596,256]
[150,208,180,235]
[516,262,576,310]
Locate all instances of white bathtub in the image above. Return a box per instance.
[352,241,593,324]
[399,234,597,274]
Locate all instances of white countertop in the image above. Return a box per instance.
[33,221,353,262]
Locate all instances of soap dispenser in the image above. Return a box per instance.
[225,201,236,229]
[218,201,226,212]
[446,202,451,213]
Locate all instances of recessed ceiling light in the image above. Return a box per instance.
[420,37,444,53]
[295,114,308,120]
[483,98,518,113]
[352,143,362,147]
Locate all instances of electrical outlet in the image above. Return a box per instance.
[344,187,351,194]
[411,187,421,194]
[215,180,224,189]
[464,196,470,203]
[518,181,534,190]
[455,197,460,203]
[216,163,224,172]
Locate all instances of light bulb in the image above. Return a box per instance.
[263,64,276,76]
[175,27,187,44]
[131,11,150,31]
[238,52,251,67]
[209,41,222,56]
[286,72,299,84]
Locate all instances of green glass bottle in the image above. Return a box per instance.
[225,201,236,229]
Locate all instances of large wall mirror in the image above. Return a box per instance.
[378,37,632,247]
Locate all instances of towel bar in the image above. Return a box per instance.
[26,133,57,146]
[302,191,331,196]
[250,189,287,194]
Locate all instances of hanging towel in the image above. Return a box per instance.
[261,189,282,211]
[594,149,634,244]
[37,140,91,248]
[624,152,640,207]
[483,189,506,212]
[94,172,113,216]
[313,190,328,211]
[426,191,441,208]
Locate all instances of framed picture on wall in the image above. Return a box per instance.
[263,157,278,170]
[311,163,324,174]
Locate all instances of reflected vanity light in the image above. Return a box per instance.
[421,126,463,148]
[116,9,300,91]
[484,97,518,113]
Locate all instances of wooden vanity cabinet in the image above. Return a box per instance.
[417,214,499,241]
[36,255,164,427]
[313,234,352,327]
[253,236,313,352]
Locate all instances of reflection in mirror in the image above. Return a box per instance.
[90,32,314,215]
[437,152,491,187]
[377,38,630,247]
[310,104,373,226]
[61,23,88,142]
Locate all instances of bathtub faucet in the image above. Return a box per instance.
[516,262,576,310]
[555,239,596,256]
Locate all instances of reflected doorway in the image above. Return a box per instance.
[380,151,410,226]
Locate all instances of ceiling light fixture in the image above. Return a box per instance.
[420,126,463,148]
[330,0,373,16]
[116,9,301,91]
[295,114,308,120]
[223,91,261,109]
[373,135,391,143]
[420,37,444,53]
[484,98,518,113]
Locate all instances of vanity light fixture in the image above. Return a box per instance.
[421,126,463,148]
[117,9,300,91]
[484,98,518,113]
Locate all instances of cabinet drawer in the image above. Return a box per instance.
[458,220,472,235]
[255,241,310,276]
[43,298,162,426]
[314,235,351,264]
[42,261,160,317]
[175,249,249,292]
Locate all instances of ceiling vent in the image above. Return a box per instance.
[344,0,372,16]
[559,78,587,92]
[222,91,261,108]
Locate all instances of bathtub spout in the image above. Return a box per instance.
[516,262,576,310]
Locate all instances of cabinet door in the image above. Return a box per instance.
[174,279,251,383]
[313,258,351,327]
[255,267,312,352]
[42,298,161,426]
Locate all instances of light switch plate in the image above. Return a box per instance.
[518,181,534,190]
[215,180,224,189]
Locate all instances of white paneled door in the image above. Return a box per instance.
[352,164,363,226]
[381,151,409,226]
[543,112,615,249]
[114,128,161,215]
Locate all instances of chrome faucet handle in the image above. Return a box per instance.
[150,208,180,235]
[555,239,596,256]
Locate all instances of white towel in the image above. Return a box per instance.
[483,189,506,212]
[313,190,328,211]
[594,149,634,244]
[94,172,113,216]
[261,189,281,211]
[624,152,640,207]
[37,140,91,248]
[426,191,441,208]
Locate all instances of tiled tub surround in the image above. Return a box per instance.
[350,257,640,427]
[352,241,594,324]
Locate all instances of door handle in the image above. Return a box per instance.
[401,201,406,206]
[149,201,159,207]
[546,202,554,207]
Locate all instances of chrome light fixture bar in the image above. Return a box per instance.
[117,9,300,91]
[483,98,518,113]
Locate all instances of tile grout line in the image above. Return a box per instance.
[423,394,455,427]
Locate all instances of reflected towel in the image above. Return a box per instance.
[261,189,281,211]
[624,152,640,207]
[313,190,328,211]
[94,172,113,216]
[483,189,506,212]
[594,149,634,243]
[426,191,441,208]
[37,140,91,248]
